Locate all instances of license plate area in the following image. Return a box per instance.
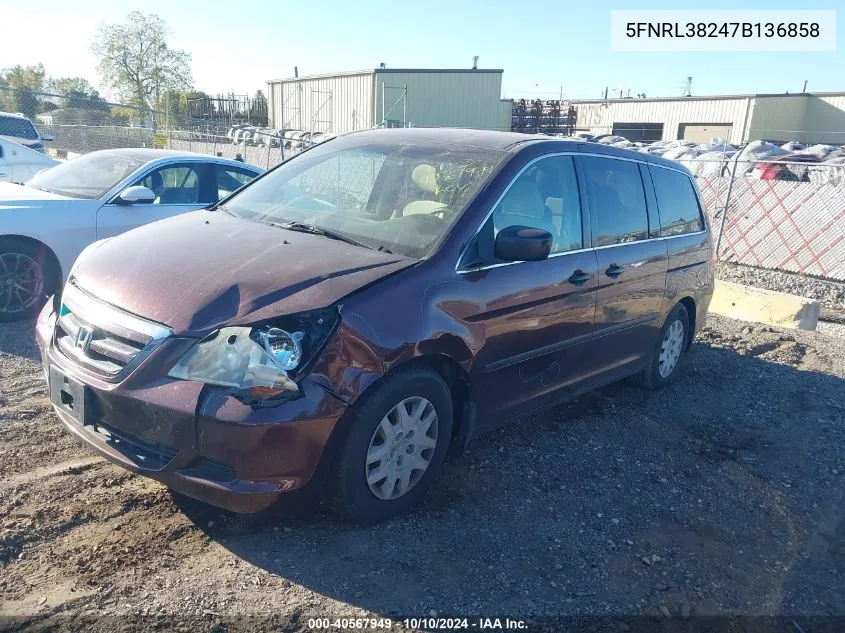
[49,366,89,426]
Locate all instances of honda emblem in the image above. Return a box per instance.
[75,326,93,354]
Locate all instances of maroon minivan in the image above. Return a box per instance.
[36,129,714,522]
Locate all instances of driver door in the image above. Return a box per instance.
[96,162,212,239]
[457,154,600,428]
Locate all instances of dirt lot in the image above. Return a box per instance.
[1,314,844,632]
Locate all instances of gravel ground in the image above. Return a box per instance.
[716,262,845,312]
[1,315,844,632]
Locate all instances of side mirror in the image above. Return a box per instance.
[116,185,156,204]
[494,225,553,262]
[40,133,54,142]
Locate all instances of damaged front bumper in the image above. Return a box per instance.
[35,300,350,514]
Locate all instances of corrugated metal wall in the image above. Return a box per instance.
[267,72,374,133]
[573,98,752,143]
[800,95,845,144]
[747,97,809,142]
[498,99,514,132]
[373,71,507,131]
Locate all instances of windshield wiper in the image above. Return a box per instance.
[273,221,375,251]
[213,204,236,216]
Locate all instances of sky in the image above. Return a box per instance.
[1,0,842,101]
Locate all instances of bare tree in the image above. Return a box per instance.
[91,11,192,120]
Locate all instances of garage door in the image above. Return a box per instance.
[612,122,664,142]
[678,123,733,143]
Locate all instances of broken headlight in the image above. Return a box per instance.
[168,306,339,402]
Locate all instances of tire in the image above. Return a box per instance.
[637,303,690,390]
[0,238,58,323]
[330,365,453,523]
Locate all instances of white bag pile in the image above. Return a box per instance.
[800,144,840,159]
[808,155,845,186]
[597,135,627,145]
[689,151,736,177]
[725,140,790,175]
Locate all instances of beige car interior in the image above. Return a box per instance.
[401,164,448,217]
[491,167,584,254]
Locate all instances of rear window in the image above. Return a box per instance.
[649,166,704,236]
[0,115,38,140]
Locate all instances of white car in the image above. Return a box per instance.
[0,148,263,321]
[0,137,58,184]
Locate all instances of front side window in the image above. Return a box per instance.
[27,152,145,199]
[490,155,582,254]
[222,138,505,258]
[134,164,201,204]
[649,165,704,236]
[581,156,649,247]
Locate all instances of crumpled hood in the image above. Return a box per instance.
[71,210,416,335]
[0,181,70,205]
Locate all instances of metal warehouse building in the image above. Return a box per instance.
[572,92,845,145]
[266,68,512,134]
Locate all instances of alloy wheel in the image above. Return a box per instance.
[0,252,44,315]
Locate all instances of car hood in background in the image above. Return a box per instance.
[71,210,417,335]
[0,182,71,204]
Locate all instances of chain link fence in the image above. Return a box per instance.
[697,159,845,281]
[165,128,326,169]
[4,86,844,282]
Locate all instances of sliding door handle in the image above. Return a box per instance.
[568,270,592,286]
[605,264,624,278]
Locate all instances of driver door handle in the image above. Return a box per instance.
[568,270,592,286]
[605,263,624,278]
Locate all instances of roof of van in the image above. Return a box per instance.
[342,128,692,174]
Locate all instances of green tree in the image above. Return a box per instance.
[3,64,47,91]
[0,64,47,117]
[51,76,110,110]
[250,89,268,123]
[91,12,192,114]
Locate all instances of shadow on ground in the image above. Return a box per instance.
[166,338,845,619]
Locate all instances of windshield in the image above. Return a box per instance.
[0,116,38,140]
[222,137,505,258]
[27,152,145,199]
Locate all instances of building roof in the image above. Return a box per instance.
[570,91,845,104]
[268,68,504,84]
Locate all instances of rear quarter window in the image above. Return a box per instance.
[649,165,704,236]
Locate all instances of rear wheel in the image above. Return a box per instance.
[330,365,452,523]
[0,239,57,322]
[637,303,690,389]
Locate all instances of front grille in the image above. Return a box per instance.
[92,421,178,469]
[54,282,171,380]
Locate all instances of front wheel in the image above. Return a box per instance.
[637,303,690,389]
[330,366,453,523]
[0,239,57,323]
